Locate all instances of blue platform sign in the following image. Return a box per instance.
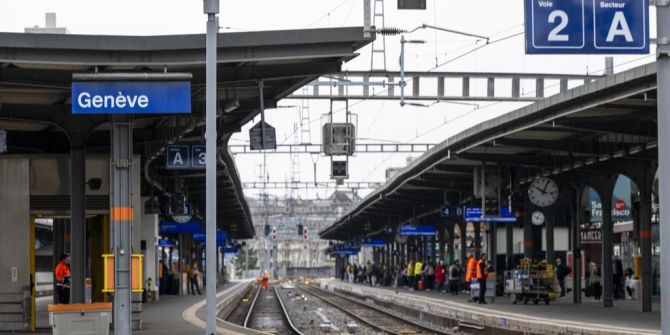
[158,239,174,247]
[399,225,436,236]
[72,81,191,114]
[361,239,386,247]
[191,146,206,168]
[159,220,203,234]
[525,0,649,54]
[193,231,227,243]
[166,144,206,170]
[223,248,240,254]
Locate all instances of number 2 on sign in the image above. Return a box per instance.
[548,10,569,41]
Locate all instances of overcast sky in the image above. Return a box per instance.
[1,1,658,200]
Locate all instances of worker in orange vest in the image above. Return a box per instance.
[54,253,71,304]
[465,254,476,292]
[476,253,489,304]
[261,271,270,288]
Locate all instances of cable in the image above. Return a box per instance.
[306,0,354,28]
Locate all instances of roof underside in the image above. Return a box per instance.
[321,63,658,241]
[0,27,372,239]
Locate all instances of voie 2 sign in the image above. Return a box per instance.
[72,81,191,114]
[525,0,649,54]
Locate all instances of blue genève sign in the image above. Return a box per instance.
[71,81,191,114]
[360,239,385,247]
[525,0,649,54]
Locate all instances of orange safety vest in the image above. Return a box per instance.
[465,257,476,282]
[476,259,488,280]
[262,273,269,281]
[55,261,71,284]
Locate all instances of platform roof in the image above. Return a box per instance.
[0,27,372,239]
[321,63,658,240]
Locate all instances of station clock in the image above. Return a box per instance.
[528,177,559,207]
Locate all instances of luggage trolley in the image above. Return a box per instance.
[504,262,557,305]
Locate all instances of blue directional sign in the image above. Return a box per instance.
[193,231,227,243]
[158,239,174,247]
[399,225,436,236]
[159,220,203,234]
[72,81,191,114]
[166,144,206,170]
[525,0,649,54]
[361,239,386,247]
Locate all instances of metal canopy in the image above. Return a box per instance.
[320,63,658,240]
[0,27,373,239]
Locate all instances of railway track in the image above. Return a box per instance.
[298,284,449,335]
[244,284,303,335]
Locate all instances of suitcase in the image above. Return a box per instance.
[417,280,425,290]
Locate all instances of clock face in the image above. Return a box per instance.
[531,210,545,226]
[528,177,559,207]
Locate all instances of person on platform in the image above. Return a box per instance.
[555,257,571,297]
[588,260,602,301]
[189,263,202,295]
[435,260,446,293]
[413,259,423,290]
[407,260,415,290]
[476,254,489,304]
[449,261,461,296]
[54,253,71,304]
[613,256,624,299]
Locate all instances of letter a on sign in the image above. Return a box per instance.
[173,152,183,165]
[607,12,634,42]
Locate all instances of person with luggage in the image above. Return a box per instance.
[414,259,423,290]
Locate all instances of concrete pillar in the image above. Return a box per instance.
[69,132,87,304]
[474,222,481,259]
[431,235,436,262]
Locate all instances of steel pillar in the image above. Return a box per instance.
[69,133,87,303]
[571,184,582,304]
[204,1,219,334]
[591,175,617,308]
[446,223,455,264]
[656,1,670,329]
[506,220,513,270]
[459,221,467,268]
[546,209,555,265]
[474,222,481,259]
[111,117,133,334]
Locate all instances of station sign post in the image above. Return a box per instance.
[655,0,670,332]
[525,0,667,322]
[72,72,191,335]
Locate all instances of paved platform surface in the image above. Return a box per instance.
[321,279,661,335]
[30,281,253,335]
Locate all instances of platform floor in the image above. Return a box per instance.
[321,278,661,335]
[31,282,250,335]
